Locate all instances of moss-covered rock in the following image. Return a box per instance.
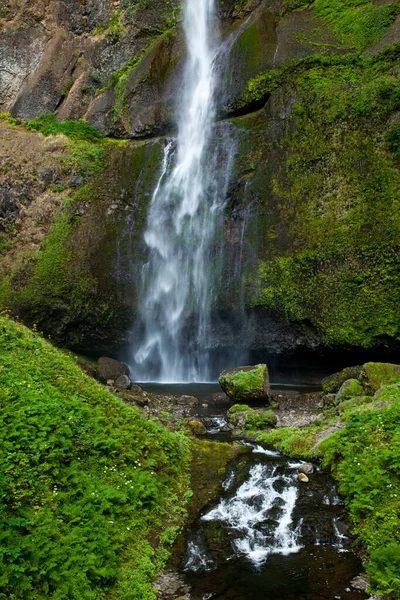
[219,364,270,402]
[361,362,400,391]
[227,405,277,429]
[321,366,364,393]
[186,420,207,436]
[336,378,365,402]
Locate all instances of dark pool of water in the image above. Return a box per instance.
[139,380,321,402]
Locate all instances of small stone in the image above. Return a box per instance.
[130,384,143,393]
[298,463,314,475]
[106,379,114,386]
[298,473,309,483]
[178,395,199,406]
[202,403,208,408]
[350,574,370,591]
[114,374,131,390]
[187,420,207,435]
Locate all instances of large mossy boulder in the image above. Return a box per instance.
[336,378,365,402]
[219,364,270,402]
[361,362,400,391]
[321,366,363,394]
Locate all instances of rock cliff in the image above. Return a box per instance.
[0,0,399,359]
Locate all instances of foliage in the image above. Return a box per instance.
[227,403,253,415]
[313,0,400,51]
[244,409,277,430]
[318,385,400,596]
[367,543,400,597]
[0,315,191,599]
[24,114,103,143]
[93,11,126,39]
[258,423,325,459]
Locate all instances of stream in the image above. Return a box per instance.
[143,382,368,600]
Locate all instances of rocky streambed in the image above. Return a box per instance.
[130,381,369,600]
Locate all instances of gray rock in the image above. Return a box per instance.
[350,574,370,591]
[130,384,143,393]
[114,374,131,390]
[298,463,314,475]
[97,356,130,382]
[177,395,199,407]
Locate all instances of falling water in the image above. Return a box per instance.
[133,0,234,383]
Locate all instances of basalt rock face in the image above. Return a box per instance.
[1,1,400,357]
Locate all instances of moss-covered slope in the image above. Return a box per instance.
[0,314,191,599]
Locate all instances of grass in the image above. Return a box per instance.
[0,315,191,599]
[24,114,103,143]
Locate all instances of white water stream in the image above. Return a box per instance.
[133,0,236,382]
[202,462,302,566]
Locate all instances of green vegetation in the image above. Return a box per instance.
[253,365,400,597]
[24,114,103,143]
[0,315,191,599]
[320,389,400,598]
[227,404,277,429]
[258,423,325,459]
[313,0,400,51]
[219,365,266,401]
[242,45,400,349]
[280,0,400,51]
[93,11,126,39]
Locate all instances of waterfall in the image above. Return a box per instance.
[132,0,234,383]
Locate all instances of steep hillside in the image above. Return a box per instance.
[0,314,191,599]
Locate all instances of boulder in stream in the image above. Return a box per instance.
[219,364,270,402]
[298,463,314,475]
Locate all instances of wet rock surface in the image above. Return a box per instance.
[97,356,130,382]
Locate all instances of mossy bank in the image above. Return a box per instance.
[0,314,192,599]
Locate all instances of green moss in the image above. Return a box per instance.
[227,404,253,415]
[244,46,400,349]
[336,378,365,401]
[93,10,126,38]
[362,362,400,391]
[219,365,266,401]
[244,409,277,430]
[24,114,103,142]
[313,0,400,51]
[322,366,363,393]
[0,315,191,599]
[258,423,325,459]
[318,384,400,597]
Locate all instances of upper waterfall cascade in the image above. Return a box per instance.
[133,0,237,382]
